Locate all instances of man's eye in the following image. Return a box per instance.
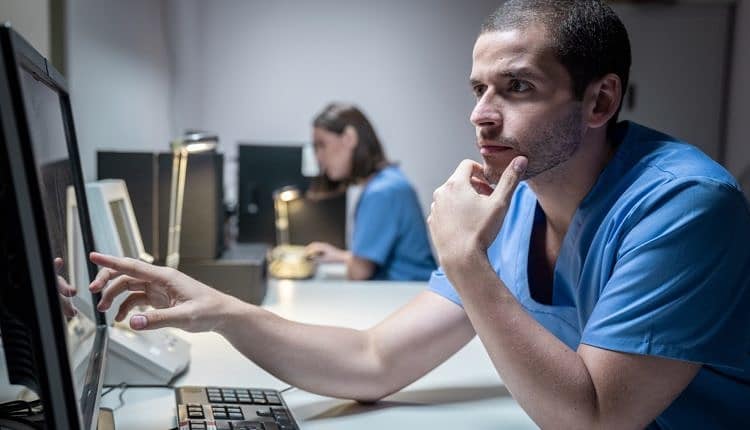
[473,85,486,98]
[509,80,531,93]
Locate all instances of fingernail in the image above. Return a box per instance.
[97,301,106,311]
[131,315,147,330]
[513,157,528,173]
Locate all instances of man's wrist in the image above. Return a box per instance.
[441,245,491,284]
[213,293,251,335]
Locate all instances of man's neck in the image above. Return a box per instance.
[526,129,615,240]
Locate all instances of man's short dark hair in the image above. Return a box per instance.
[482,0,631,128]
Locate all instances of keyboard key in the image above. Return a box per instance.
[234,425,263,430]
[255,408,272,417]
[187,406,205,419]
[265,396,281,405]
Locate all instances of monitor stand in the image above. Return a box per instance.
[104,323,190,386]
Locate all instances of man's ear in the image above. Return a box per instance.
[583,73,622,129]
[342,125,358,149]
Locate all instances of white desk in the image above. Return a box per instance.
[101,274,537,429]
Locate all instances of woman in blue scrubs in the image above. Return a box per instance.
[305,102,436,281]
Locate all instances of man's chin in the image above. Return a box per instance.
[482,162,507,185]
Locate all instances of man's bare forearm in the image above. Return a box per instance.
[444,255,602,428]
[445,252,698,429]
[212,291,476,403]
[214,296,388,401]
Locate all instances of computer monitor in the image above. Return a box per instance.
[237,144,310,245]
[287,192,347,249]
[80,180,151,323]
[0,24,107,429]
[83,179,190,386]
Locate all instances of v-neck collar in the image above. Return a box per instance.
[514,122,634,311]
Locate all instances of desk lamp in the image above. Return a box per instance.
[273,185,302,246]
[166,132,218,269]
[269,185,316,279]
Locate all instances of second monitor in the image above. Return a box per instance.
[237,143,346,249]
[84,179,190,386]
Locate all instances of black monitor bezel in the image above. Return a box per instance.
[0,24,107,429]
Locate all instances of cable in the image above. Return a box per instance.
[0,399,42,418]
[102,383,175,389]
[0,399,44,430]
[278,385,296,394]
[100,383,175,411]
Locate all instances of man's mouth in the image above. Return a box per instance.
[478,144,514,156]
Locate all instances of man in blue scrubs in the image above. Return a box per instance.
[427,1,750,428]
[90,1,749,428]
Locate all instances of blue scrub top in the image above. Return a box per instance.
[353,165,436,280]
[428,122,750,428]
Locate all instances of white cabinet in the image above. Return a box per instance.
[612,3,734,162]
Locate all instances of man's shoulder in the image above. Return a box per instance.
[617,122,739,192]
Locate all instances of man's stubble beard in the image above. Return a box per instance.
[482,105,585,184]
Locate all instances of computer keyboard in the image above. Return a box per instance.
[175,386,299,430]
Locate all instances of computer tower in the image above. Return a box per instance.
[97,152,160,259]
[157,152,225,261]
[97,151,225,264]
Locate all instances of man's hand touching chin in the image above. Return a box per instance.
[427,156,527,280]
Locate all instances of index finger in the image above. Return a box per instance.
[490,156,528,205]
[89,252,167,284]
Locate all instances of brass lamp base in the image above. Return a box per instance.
[268,245,317,279]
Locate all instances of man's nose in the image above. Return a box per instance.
[470,93,501,128]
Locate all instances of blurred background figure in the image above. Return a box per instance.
[306,103,436,281]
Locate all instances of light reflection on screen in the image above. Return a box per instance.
[19,67,95,411]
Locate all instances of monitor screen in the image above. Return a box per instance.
[237,144,310,244]
[109,198,139,258]
[20,59,99,410]
[0,26,105,429]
